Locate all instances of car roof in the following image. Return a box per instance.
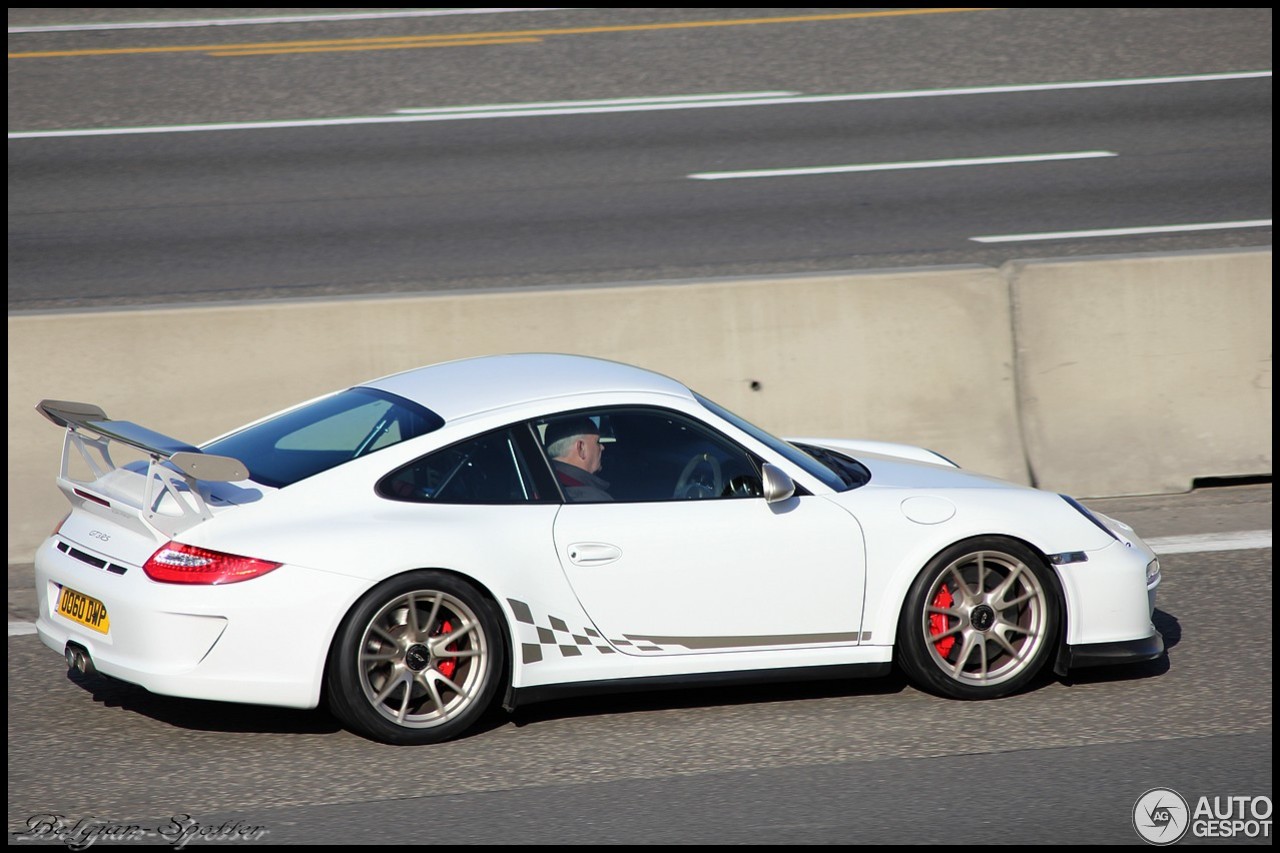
[360,353,695,421]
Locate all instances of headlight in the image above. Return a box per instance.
[1146,558,1161,585]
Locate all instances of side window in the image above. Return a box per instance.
[378,427,543,504]
[533,408,764,503]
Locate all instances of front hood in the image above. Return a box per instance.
[820,449,1117,556]
[854,452,1029,491]
[790,436,958,468]
[796,438,1025,493]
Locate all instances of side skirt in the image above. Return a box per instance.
[504,661,892,711]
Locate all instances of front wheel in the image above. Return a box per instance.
[326,571,506,744]
[897,538,1059,699]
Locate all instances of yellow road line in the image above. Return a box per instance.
[10,9,993,59]
[209,37,542,57]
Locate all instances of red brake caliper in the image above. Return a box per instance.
[929,586,956,657]
[433,619,459,679]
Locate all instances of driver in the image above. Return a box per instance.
[544,417,612,502]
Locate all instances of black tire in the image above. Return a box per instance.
[326,571,506,744]
[897,537,1059,699]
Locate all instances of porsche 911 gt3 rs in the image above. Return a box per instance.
[33,354,1164,744]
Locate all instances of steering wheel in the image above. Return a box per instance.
[673,451,723,499]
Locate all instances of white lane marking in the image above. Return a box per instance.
[396,92,800,114]
[1146,530,1272,555]
[9,71,1270,140]
[8,9,574,34]
[971,219,1272,242]
[689,151,1117,180]
[8,622,37,637]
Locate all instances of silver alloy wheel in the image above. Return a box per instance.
[356,590,490,729]
[921,549,1049,687]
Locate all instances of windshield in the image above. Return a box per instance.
[694,393,853,492]
[790,441,871,490]
[203,387,444,488]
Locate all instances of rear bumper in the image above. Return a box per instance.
[34,535,365,709]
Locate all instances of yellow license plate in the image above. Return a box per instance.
[56,586,110,634]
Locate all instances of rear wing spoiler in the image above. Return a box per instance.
[37,399,250,537]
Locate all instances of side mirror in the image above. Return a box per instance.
[761,463,796,504]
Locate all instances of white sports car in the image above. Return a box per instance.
[33,354,1163,744]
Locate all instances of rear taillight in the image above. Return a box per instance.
[143,541,282,585]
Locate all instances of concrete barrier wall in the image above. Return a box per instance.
[1011,249,1272,497]
[7,249,1271,562]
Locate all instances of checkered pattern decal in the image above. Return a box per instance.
[507,598,665,664]
[506,599,868,663]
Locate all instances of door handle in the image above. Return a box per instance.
[567,542,622,566]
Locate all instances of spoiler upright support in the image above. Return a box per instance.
[36,399,249,538]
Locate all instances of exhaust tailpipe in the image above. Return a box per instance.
[64,641,97,676]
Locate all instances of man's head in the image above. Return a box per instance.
[545,417,604,474]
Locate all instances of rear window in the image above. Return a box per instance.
[203,387,444,488]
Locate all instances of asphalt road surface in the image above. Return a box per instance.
[7,485,1271,845]
[8,8,1273,310]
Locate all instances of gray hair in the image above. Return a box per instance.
[544,416,599,459]
[546,434,582,459]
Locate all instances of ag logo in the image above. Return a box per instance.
[1134,788,1190,845]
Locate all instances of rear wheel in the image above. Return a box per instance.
[326,571,505,744]
[898,538,1059,699]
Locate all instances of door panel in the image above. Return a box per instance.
[553,497,865,656]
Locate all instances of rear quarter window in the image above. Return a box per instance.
[203,387,443,488]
